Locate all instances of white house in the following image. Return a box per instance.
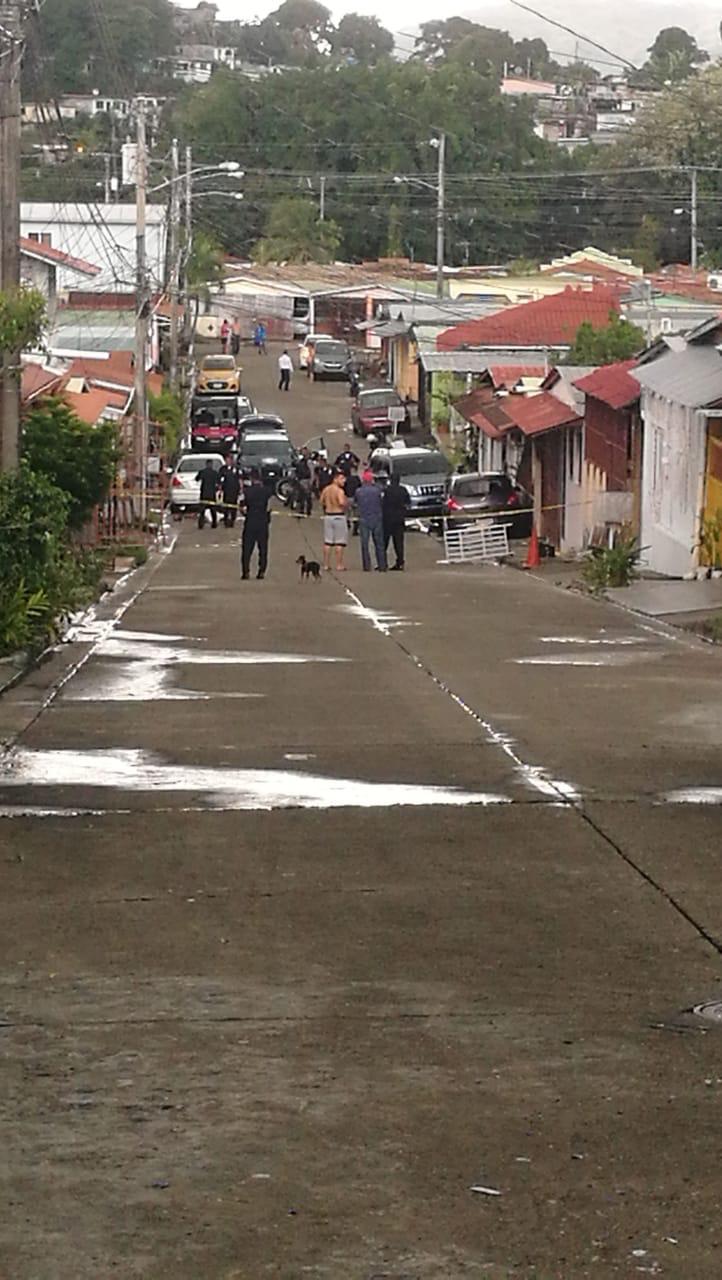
[19,236,101,319]
[633,322,722,575]
[20,202,167,293]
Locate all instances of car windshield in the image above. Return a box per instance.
[392,454,450,478]
[203,357,234,370]
[315,342,348,360]
[241,439,292,459]
[453,477,507,498]
[178,457,221,473]
[361,391,400,409]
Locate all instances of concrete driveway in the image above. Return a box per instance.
[1,347,721,1278]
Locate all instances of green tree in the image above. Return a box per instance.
[38,0,175,92]
[565,313,645,365]
[253,196,341,263]
[149,388,184,456]
[642,26,709,87]
[21,397,118,528]
[0,287,45,353]
[331,13,393,65]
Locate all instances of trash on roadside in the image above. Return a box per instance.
[470,1185,502,1196]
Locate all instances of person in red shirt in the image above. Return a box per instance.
[220,318,230,354]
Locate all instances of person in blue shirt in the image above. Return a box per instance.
[354,470,387,572]
[253,321,267,355]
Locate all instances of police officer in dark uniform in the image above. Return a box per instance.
[218,454,241,528]
[196,459,219,530]
[382,473,411,570]
[240,468,272,579]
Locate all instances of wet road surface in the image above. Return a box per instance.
[1,349,722,1278]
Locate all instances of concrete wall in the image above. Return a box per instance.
[20,203,167,293]
[640,389,706,576]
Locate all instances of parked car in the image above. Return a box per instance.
[195,354,242,395]
[169,452,225,515]
[369,443,452,518]
[299,333,333,370]
[237,432,297,490]
[190,395,238,452]
[310,339,352,381]
[445,472,533,537]
[351,386,410,437]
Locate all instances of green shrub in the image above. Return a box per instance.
[22,397,118,529]
[0,582,53,654]
[582,533,641,593]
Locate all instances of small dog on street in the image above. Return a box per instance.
[296,555,322,582]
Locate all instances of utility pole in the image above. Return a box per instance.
[0,0,23,472]
[690,166,698,271]
[435,130,446,300]
[103,153,111,204]
[319,175,326,222]
[133,99,148,523]
[168,136,180,395]
[181,143,193,358]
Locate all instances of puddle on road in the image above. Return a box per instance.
[65,661,265,703]
[659,787,722,805]
[335,603,419,635]
[0,748,508,812]
[62,629,348,702]
[539,635,646,646]
[513,650,662,667]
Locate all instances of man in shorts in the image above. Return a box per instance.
[320,468,349,572]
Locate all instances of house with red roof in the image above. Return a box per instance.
[19,237,101,321]
[437,285,624,354]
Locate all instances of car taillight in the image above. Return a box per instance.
[507,491,518,505]
[446,496,462,511]
[172,475,182,487]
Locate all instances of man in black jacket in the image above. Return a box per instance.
[382,473,411,570]
[196,459,219,530]
[218,455,242,528]
[240,469,272,579]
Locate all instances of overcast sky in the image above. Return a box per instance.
[190,0,722,68]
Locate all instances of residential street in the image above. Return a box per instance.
[1,350,722,1279]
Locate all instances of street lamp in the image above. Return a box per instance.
[393,131,446,299]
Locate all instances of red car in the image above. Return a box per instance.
[351,387,410,437]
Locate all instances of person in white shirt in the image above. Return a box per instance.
[278,350,293,392]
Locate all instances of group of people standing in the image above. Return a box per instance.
[218,318,267,357]
[317,453,410,574]
[195,457,271,580]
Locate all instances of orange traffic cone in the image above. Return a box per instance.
[523,524,541,570]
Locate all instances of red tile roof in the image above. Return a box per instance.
[437,286,623,351]
[541,258,636,283]
[488,363,545,388]
[20,362,64,403]
[19,237,101,277]
[573,359,640,410]
[503,392,580,437]
[63,387,126,425]
[67,352,163,398]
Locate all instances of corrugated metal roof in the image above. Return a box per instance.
[420,349,551,372]
[504,392,580,436]
[631,344,722,408]
[574,359,640,409]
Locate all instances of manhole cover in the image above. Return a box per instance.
[690,1000,722,1023]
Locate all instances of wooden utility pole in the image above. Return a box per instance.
[168,137,180,395]
[133,99,148,523]
[0,0,23,471]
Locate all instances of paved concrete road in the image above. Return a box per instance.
[1,349,721,1279]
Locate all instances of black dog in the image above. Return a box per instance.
[296,555,322,582]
